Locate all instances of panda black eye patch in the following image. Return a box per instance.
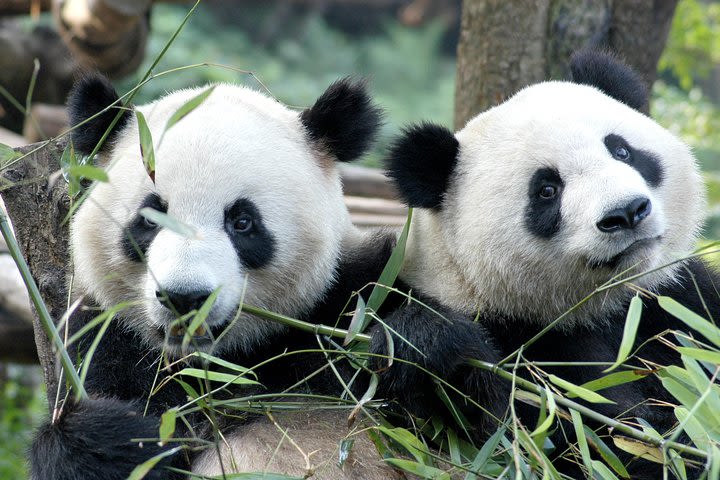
[224,198,275,270]
[122,193,167,262]
[525,168,564,239]
[603,134,663,187]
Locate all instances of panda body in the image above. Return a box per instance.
[377,51,718,479]
[31,76,401,480]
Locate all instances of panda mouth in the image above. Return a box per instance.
[159,320,230,346]
[589,236,662,270]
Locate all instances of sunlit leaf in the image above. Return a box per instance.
[136,110,156,183]
[677,347,720,365]
[159,408,177,446]
[190,351,255,375]
[591,460,620,480]
[140,208,197,238]
[531,387,556,438]
[177,368,259,386]
[612,435,663,463]
[0,143,21,168]
[658,296,720,347]
[578,370,648,393]
[164,85,216,132]
[65,165,109,183]
[605,295,642,372]
[548,374,615,404]
[675,406,711,449]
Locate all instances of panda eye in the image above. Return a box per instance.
[233,214,253,233]
[143,216,157,229]
[539,185,557,199]
[614,145,630,160]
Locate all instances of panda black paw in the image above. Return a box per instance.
[370,301,508,427]
[30,397,180,480]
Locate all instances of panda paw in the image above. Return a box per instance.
[369,302,507,428]
[30,397,181,480]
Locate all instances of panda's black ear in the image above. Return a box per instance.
[384,122,459,209]
[67,73,132,155]
[569,50,648,112]
[300,78,383,163]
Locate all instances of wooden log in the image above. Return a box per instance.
[23,104,69,144]
[0,0,51,16]
[340,164,397,200]
[0,127,26,148]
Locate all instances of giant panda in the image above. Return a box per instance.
[374,51,718,479]
[30,74,406,480]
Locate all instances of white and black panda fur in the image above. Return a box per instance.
[373,51,718,479]
[30,75,404,480]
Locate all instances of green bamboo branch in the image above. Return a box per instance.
[243,303,708,461]
[0,210,87,399]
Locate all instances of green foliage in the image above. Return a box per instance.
[660,0,720,90]
[0,367,45,479]
[118,5,455,167]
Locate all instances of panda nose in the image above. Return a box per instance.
[596,197,652,232]
[156,289,211,315]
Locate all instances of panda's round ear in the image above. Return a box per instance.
[67,73,132,155]
[384,122,459,209]
[569,50,649,112]
[300,78,383,163]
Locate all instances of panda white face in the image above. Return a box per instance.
[387,52,705,325]
[69,79,380,356]
[441,81,703,322]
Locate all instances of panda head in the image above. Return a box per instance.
[386,51,705,325]
[69,75,382,355]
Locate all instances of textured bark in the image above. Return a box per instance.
[455,0,551,129]
[1,139,70,408]
[454,0,678,127]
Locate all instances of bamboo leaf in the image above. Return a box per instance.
[583,428,630,478]
[177,368,259,386]
[183,289,220,349]
[140,208,198,238]
[612,436,663,464]
[127,447,182,480]
[591,460,620,480]
[164,85,216,132]
[65,165,109,183]
[189,351,255,376]
[383,459,450,479]
[675,406,711,449]
[136,110,156,182]
[605,295,642,372]
[338,438,354,467]
[159,408,177,445]
[0,142,21,167]
[548,374,615,404]
[344,295,366,346]
[364,209,413,318]
[465,426,506,479]
[531,387,556,438]
[376,426,430,464]
[677,347,720,365]
[570,409,592,474]
[657,296,720,347]
[578,370,647,393]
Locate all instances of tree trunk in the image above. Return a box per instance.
[454,0,678,128]
[1,139,70,410]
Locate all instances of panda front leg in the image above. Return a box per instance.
[30,307,190,480]
[369,299,510,438]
